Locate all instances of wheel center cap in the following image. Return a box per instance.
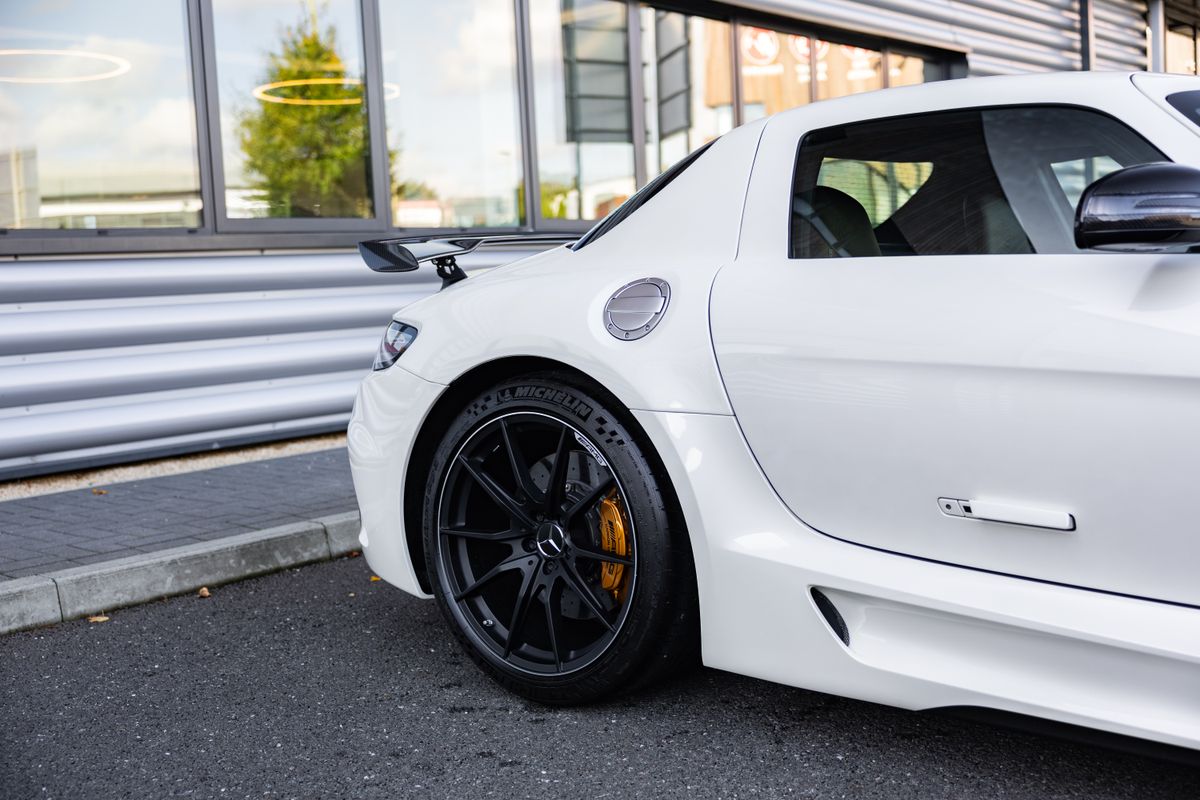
[535,522,567,559]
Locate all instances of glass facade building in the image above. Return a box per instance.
[0,0,959,253]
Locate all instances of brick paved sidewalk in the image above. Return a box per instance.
[0,449,356,581]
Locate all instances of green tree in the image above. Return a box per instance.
[517,180,573,221]
[393,179,438,202]
[238,11,370,218]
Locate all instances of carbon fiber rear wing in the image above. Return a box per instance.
[357,234,577,289]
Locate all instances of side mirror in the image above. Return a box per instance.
[1075,162,1200,250]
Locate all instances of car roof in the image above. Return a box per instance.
[767,71,1176,128]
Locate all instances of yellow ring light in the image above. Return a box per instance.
[0,49,132,84]
[251,77,401,106]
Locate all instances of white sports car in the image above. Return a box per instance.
[348,71,1200,752]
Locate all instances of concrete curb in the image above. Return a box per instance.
[0,511,361,635]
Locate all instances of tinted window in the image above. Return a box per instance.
[816,158,932,226]
[1167,90,1200,127]
[790,106,1164,258]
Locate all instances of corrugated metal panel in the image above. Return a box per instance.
[739,0,1146,75]
[1095,0,1149,70]
[954,0,1082,74]
[0,248,541,479]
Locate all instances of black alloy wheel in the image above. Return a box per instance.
[437,410,635,674]
[423,374,698,703]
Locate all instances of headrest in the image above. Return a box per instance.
[792,186,881,258]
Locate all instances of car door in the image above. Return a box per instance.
[710,96,1200,607]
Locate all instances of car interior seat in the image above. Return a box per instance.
[791,186,882,258]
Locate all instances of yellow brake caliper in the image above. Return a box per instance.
[596,489,630,599]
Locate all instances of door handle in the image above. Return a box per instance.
[938,498,1075,531]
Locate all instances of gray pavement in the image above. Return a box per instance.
[2,556,1197,800]
[0,448,355,580]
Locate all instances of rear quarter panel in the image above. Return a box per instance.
[390,118,768,416]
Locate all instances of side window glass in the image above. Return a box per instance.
[1050,156,1123,208]
[790,106,1164,258]
[815,159,932,227]
[791,110,1032,258]
[981,108,1163,253]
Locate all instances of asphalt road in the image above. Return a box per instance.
[2,558,1197,800]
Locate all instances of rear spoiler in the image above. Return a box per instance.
[357,234,578,289]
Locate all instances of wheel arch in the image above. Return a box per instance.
[402,355,695,598]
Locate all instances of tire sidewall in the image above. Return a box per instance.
[422,374,679,698]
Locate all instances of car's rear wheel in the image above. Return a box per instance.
[422,373,697,704]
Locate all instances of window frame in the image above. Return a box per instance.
[0,0,961,258]
[197,0,390,233]
[787,102,1168,260]
[0,0,213,249]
